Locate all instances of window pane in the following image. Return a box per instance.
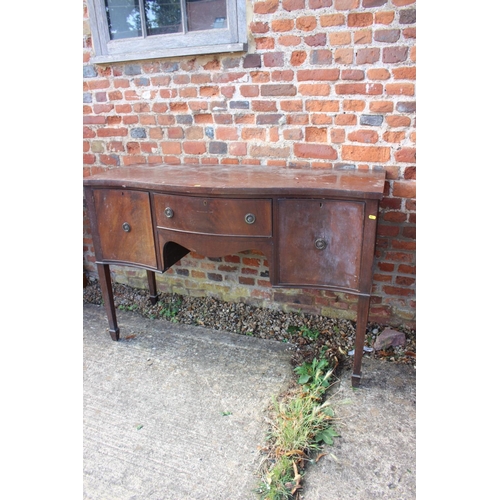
[105,0,142,40]
[145,0,182,35]
[187,0,227,32]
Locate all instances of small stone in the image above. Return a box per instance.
[374,328,406,351]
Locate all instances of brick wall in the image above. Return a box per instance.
[83,0,416,328]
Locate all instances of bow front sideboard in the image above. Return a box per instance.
[84,164,386,386]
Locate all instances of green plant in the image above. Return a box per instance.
[257,357,338,499]
[286,325,320,340]
[118,303,139,312]
[158,298,181,320]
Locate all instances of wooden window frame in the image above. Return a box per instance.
[87,0,248,64]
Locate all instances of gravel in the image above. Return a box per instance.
[83,277,416,374]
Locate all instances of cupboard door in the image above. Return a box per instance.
[277,199,364,291]
[92,189,157,269]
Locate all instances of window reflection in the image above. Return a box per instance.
[145,0,182,36]
[105,0,228,40]
[105,0,142,40]
[187,0,227,32]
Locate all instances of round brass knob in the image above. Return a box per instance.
[315,238,327,250]
[245,213,256,224]
[164,207,174,218]
[122,222,131,232]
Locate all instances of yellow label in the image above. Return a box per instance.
[369,215,377,220]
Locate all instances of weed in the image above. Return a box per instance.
[286,325,320,341]
[158,298,181,320]
[257,357,339,499]
[118,303,139,312]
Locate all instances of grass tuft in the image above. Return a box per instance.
[256,357,339,499]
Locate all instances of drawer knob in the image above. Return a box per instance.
[315,238,327,250]
[245,213,256,225]
[164,207,174,218]
[122,222,131,233]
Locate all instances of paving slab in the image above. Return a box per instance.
[83,303,416,499]
[83,303,294,499]
[301,357,416,499]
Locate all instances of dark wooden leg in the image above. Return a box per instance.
[97,263,120,341]
[146,270,158,305]
[351,294,370,387]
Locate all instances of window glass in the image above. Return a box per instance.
[105,0,142,40]
[187,0,227,32]
[145,0,182,36]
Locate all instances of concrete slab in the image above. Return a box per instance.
[301,357,416,499]
[83,304,294,499]
[83,303,416,499]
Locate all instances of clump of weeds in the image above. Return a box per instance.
[256,357,339,499]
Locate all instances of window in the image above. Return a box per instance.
[87,0,247,63]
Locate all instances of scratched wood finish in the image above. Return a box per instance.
[153,193,272,237]
[277,199,364,290]
[92,189,157,269]
[84,164,386,199]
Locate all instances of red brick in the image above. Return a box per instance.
[386,83,415,95]
[329,31,351,45]
[249,145,290,158]
[278,35,301,46]
[334,48,354,64]
[183,142,206,155]
[255,37,275,50]
[297,69,339,81]
[370,101,394,113]
[386,115,411,127]
[96,127,128,137]
[305,127,328,142]
[348,12,373,27]
[393,67,416,80]
[161,142,182,155]
[383,131,405,143]
[297,16,317,31]
[264,52,285,67]
[367,68,391,80]
[299,83,331,96]
[375,10,395,24]
[272,19,294,32]
[342,145,390,162]
[254,0,279,14]
[272,70,292,82]
[294,143,338,159]
[331,129,346,143]
[383,46,409,63]
[354,29,372,44]
[320,14,345,26]
[291,51,307,65]
[393,180,416,198]
[310,0,333,8]
[335,83,383,95]
[283,0,305,10]
[395,147,416,163]
[348,130,378,143]
[335,114,357,125]
[356,48,380,64]
[216,127,239,140]
[250,22,269,34]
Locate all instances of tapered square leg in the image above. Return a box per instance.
[97,263,120,340]
[351,295,371,387]
[146,270,158,305]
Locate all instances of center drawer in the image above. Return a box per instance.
[153,193,272,237]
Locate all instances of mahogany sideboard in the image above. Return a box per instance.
[84,164,386,386]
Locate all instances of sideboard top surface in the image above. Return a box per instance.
[84,164,386,199]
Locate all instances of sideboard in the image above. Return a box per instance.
[84,164,386,386]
